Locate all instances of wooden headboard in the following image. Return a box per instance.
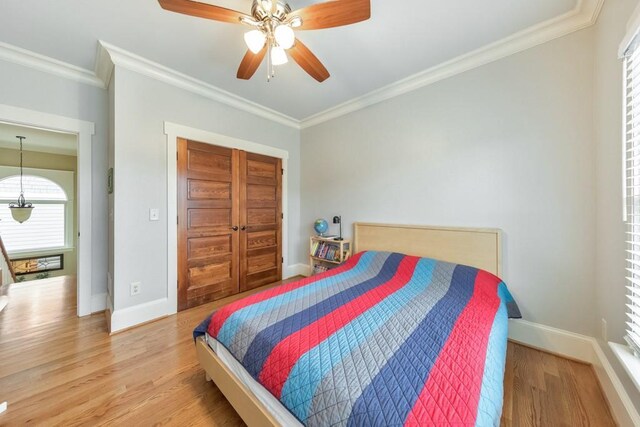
[353,223,502,276]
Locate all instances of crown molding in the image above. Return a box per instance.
[0,0,604,131]
[300,0,605,129]
[94,42,114,87]
[0,40,300,129]
[95,41,300,129]
[0,41,105,89]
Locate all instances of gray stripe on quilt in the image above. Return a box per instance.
[228,252,393,360]
[305,261,457,427]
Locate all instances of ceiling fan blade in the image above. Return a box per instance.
[291,0,370,30]
[289,39,330,82]
[158,0,250,24]
[237,47,267,80]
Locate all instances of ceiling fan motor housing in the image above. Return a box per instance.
[251,0,291,22]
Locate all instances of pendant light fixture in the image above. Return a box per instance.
[9,136,33,223]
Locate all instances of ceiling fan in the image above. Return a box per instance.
[158,0,371,82]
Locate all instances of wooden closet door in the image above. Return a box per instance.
[177,139,240,311]
[239,151,282,292]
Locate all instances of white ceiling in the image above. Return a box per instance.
[0,122,77,156]
[0,0,577,120]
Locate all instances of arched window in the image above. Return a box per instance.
[0,175,69,253]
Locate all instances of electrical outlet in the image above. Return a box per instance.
[601,318,608,342]
[130,281,141,296]
[149,208,159,221]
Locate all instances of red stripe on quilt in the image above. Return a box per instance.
[259,256,421,398]
[404,270,501,426]
[208,252,365,337]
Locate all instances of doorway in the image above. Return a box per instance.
[0,104,94,317]
[0,122,78,312]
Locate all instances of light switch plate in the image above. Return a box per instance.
[149,208,159,221]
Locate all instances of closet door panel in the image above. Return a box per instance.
[178,139,240,311]
[239,151,282,292]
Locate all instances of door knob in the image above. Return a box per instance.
[241,226,247,231]
[231,226,239,231]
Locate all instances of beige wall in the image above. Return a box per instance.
[0,148,78,281]
[0,147,76,171]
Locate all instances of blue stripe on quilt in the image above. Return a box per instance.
[347,264,478,427]
[498,281,521,319]
[280,258,438,422]
[242,252,405,378]
[474,303,508,427]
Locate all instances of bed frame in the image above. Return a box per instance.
[196,223,503,426]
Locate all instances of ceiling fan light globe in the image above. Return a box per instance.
[260,0,271,12]
[271,46,288,65]
[274,25,295,49]
[244,30,266,54]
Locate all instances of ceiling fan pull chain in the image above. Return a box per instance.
[267,43,271,82]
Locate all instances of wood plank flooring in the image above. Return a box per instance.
[0,276,616,426]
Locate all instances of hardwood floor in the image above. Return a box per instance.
[0,276,616,426]
[500,343,615,427]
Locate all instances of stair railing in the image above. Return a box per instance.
[0,234,16,286]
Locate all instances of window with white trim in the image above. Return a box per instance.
[624,36,640,357]
[0,175,69,253]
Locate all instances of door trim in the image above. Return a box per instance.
[0,104,95,317]
[164,122,289,315]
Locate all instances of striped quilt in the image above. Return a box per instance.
[194,251,521,426]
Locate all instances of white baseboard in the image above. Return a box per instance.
[509,319,640,426]
[594,341,640,427]
[508,319,595,361]
[109,298,169,333]
[90,293,107,313]
[285,263,311,278]
[109,266,310,333]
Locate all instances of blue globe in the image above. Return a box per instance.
[314,219,329,236]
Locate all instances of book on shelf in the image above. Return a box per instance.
[312,264,330,275]
[322,244,330,258]
[311,237,349,264]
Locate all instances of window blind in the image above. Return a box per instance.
[624,38,640,357]
[0,204,66,252]
[0,175,68,253]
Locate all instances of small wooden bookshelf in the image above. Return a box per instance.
[309,236,351,275]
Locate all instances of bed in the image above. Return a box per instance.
[194,223,521,426]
